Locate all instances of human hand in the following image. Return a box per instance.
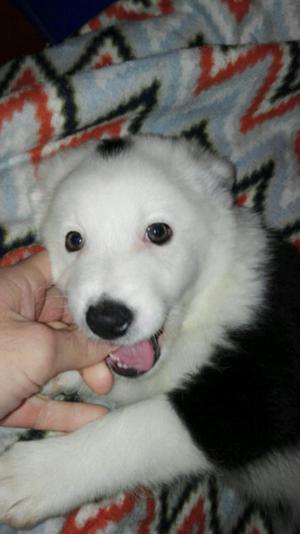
[0,251,115,432]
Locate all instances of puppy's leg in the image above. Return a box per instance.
[0,395,209,528]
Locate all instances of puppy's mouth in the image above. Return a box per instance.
[106,330,162,378]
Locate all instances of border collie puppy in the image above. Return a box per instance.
[0,136,299,527]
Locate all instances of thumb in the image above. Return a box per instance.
[50,326,115,377]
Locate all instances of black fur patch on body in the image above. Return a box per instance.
[169,235,300,469]
[97,138,131,158]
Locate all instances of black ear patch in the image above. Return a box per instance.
[97,138,131,158]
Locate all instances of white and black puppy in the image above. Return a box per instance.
[0,136,299,527]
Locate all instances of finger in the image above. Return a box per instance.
[12,249,52,291]
[16,249,51,281]
[38,287,72,324]
[17,251,52,317]
[51,327,116,376]
[0,395,108,432]
[0,251,52,318]
[81,361,114,395]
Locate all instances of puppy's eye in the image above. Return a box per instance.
[145,223,173,245]
[65,231,84,252]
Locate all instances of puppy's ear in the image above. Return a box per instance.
[202,150,235,190]
[183,138,235,190]
[30,143,95,229]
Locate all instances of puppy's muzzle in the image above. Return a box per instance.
[86,299,133,340]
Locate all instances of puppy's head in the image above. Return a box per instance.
[32,136,234,378]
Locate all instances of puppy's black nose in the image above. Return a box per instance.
[86,300,133,340]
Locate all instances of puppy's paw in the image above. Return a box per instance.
[0,441,61,528]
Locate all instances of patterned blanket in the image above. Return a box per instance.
[0,1,299,532]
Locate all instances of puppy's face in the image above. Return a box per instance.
[37,137,233,378]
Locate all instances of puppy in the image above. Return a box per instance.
[0,136,299,528]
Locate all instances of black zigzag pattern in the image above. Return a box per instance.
[207,476,222,534]
[0,29,135,141]
[132,0,153,7]
[182,120,214,151]
[156,475,274,533]
[75,78,160,135]
[0,225,36,259]
[0,55,78,137]
[34,51,79,137]
[232,160,275,213]
[231,163,300,243]
[158,478,200,532]
[0,57,22,97]
[280,220,300,240]
[272,41,300,102]
[67,26,135,76]
[188,33,206,48]
[231,504,274,534]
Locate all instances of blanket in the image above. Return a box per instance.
[0,1,299,532]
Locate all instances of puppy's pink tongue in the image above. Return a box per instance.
[109,340,155,372]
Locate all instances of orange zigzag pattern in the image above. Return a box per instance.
[194,44,300,133]
[0,244,44,267]
[0,66,125,165]
[0,67,53,163]
[88,0,174,30]
[35,118,124,164]
[62,488,155,534]
[222,0,252,23]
